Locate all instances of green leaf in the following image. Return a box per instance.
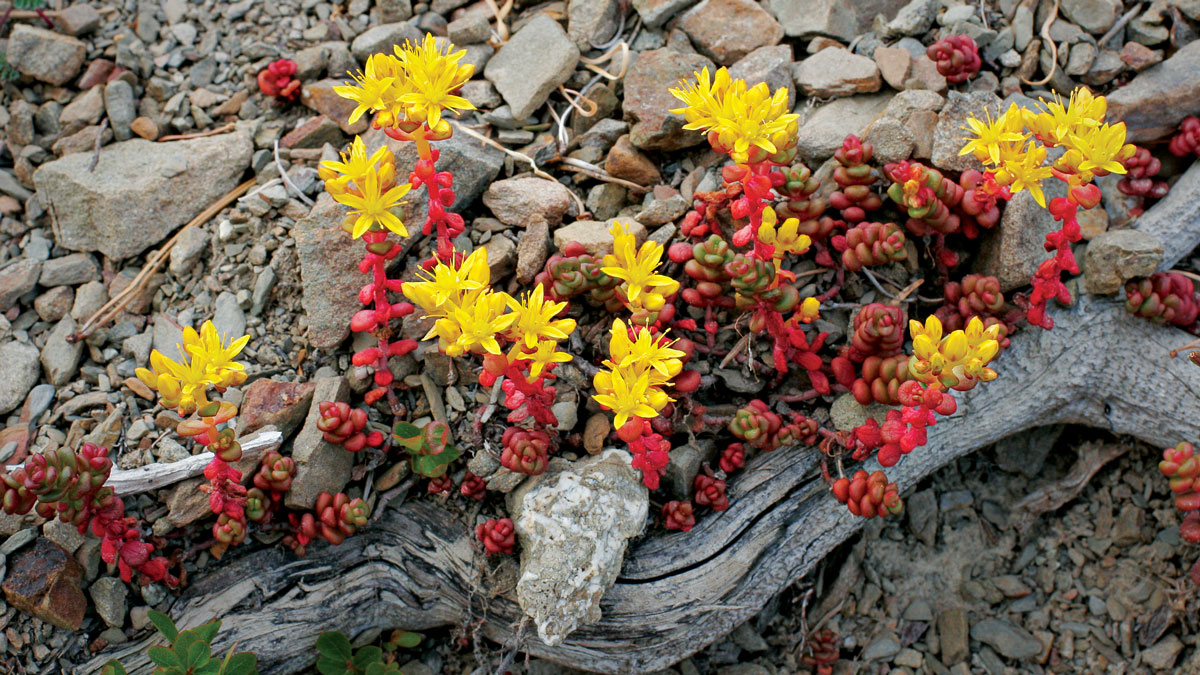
[410,443,461,478]
[186,639,213,668]
[352,645,383,668]
[195,662,222,675]
[316,631,354,661]
[148,611,179,642]
[101,660,128,675]
[391,422,424,452]
[394,631,423,649]
[173,629,202,659]
[148,646,182,668]
[192,620,222,645]
[364,663,402,675]
[316,655,352,675]
[221,652,259,675]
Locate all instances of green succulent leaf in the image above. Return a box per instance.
[316,631,354,662]
[148,646,182,668]
[186,639,212,668]
[394,631,422,649]
[352,645,383,668]
[392,422,424,452]
[101,660,128,675]
[193,620,222,645]
[221,652,259,675]
[316,656,353,675]
[148,611,179,642]
[409,443,460,478]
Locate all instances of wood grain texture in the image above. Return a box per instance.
[85,164,1200,674]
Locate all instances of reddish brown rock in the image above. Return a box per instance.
[908,54,948,93]
[281,115,345,149]
[2,538,87,630]
[516,219,552,284]
[77,58,115,90]
[605,134,662,186]
[1119,41,1163,71]
[211,90,250,117]
[238,379,317,438]
[300,79,370,134]
[623,48,714,151]
[677,0,783,66]
[130,116,159,141]
[875,46,912,90]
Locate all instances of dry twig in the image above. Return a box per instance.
[70,178,256,341]
[158,122,236,142]
[1021,0,1060,86]
[274,139,315,206]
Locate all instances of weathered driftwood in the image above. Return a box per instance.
[4,430,283,496]
[86,165,1200,674]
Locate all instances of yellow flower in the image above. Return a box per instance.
[394,34,475,130]
[333,54,405,125]
[605,319,684,381]
[437,289,515,356]
[995,142,1054,207]
[319,136,392,195]
[331,164,412,238]
[960,103,1026,166]
[669,67,799,163]
[908,315,1000,390]
[188,321,250,389]
[592,320,681,428]
[798,296,820,323]
[402,247,490,316]
[1070,123,1133,175]
[506,284,576,349]
[135,320,249,413]
[669,66,724,131]
[601,222,680,312]
[756,205,811,269]
[593,368,660,430]
[1025,88,1106,148]
[515,339,573,380]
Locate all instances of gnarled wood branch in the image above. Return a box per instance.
[86,164,1200,675]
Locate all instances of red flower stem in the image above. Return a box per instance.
[413,130,455,264]
[370,251,403,413]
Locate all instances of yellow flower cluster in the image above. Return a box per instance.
[319,136,412,238]
[959,87,1136,206]
[136,321,249,415]
[669,67,799,164]
[401,249,576,376]
[334,34,475,135]
[907,315,1000,391]
[756,205,812,272]
[593,319,685,429]
[601,222,680,318]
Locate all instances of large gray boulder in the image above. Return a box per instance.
[33,126,253,260]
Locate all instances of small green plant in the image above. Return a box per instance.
[102,610,258,675]
[315,629,421,675]
[0,55,18,82]
[392,420,461,478]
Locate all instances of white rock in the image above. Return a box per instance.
[506,450,648,646]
